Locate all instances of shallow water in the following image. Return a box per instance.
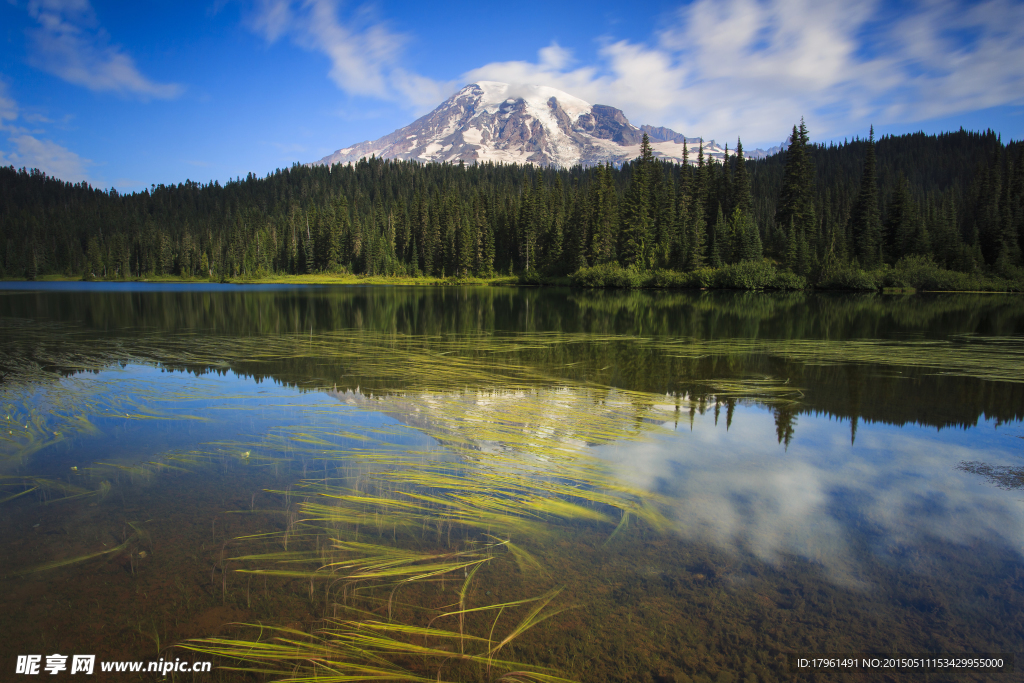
[1,283,1022,682]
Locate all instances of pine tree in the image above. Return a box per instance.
[733,138,752,217]
[26,248,38,280]
[733,208,763,261]
[672,142,691,269]
[726,139,757,265]
[884,173,916,262]
[688,141,707,269]
[542,175,565,271]
[775,119,815,273]
[850,126,882,268]
[710,204,725,267]
[426,192,440,275]
[514,174,544,273]
[480,199,496,276]
[330,196,347,270]
[349,212,362,272]
[719,143,733,218]
[565,182,590,272]
[590,164,619,264]
[458,210,474,277]
[620,133,654,270]
[651,162,677,270]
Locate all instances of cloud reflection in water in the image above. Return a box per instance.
[593,405,1024,587]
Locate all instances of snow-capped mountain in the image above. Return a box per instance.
[313,82,777,169]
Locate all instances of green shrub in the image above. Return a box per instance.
[687,267,716,288]
[770,270,808,290]
[649,269,691,288]
[714,260,776,289]
[517,270,543,286]
[882,255,1022,291]
[816,265,881,290]
[571,260,811,290]
[570,263,648,288]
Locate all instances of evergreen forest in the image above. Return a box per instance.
[1,124,1022,290]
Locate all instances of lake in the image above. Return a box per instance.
[1,282,1022,682]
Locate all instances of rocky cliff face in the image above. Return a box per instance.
[313,82,775,168]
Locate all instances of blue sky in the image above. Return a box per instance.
[1,0,1023,192]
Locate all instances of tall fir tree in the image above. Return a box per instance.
[672,141,691,269]
[590,164,619,264]
[542,175,565,272]
[774,119,815,274]
[884,173,917,262]
[687,141,707,269]
[733,138,753,217]
[710,205,726,267]
[620,133,654,269]
[651,162,677,269]
[850,125,882,268]
[565,182,590,272]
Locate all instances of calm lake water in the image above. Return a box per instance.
[1,283,1022,682]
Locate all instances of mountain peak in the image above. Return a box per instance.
[313,81,763,168]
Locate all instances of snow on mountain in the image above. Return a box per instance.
[313,82,776,169]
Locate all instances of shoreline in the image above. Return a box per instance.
[1,273,1021,294]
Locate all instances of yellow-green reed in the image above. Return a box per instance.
[7,533,138,577]
[184,575,575,683]
[181,376,695,681]
[0,475,96,506]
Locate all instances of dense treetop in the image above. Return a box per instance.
[1,127,1020,284]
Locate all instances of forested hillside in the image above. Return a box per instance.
[1,126,1021,286]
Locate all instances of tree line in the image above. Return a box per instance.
[1,124,1021,283]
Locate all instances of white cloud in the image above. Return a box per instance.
[390,68,458,111]
[0,81,18,124]
[592,406,1024,587]
[538,43,572,71]
[464,0,1024,146]
[25,0,183,99]
[0,78,93,183]
[0,134,91,183]
[249,0,455,110]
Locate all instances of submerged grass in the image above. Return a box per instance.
[184,614,576,682]
[176,374,691,680]
[0,475,96,506]
[3,322,688,679]
[9,534,137,576]
[5,309,1024,679]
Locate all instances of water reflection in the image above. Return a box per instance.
[593,405,1023,586]
[2,283,1023,681]
[3,283,1022,438]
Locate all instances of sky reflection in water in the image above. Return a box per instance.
[30,360,1021,598]
[595,404,1023,588]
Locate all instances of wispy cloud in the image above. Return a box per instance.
[248,0,455,110]
[465,0,1024,144]
[25,0,183,99]
[0,77,20,126]
[0,78,92,183]
[0,133,92,182]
